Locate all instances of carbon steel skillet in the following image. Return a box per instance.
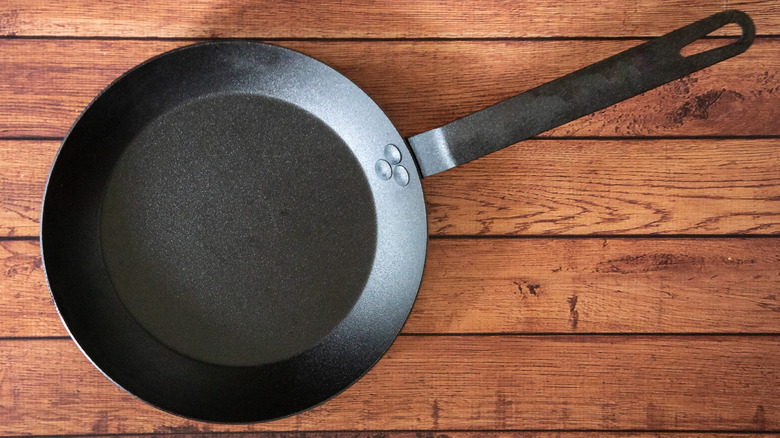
[41,11,754,422]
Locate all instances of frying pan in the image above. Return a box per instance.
[41,10,754,422]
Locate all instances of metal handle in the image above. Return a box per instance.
[408,10,756,177]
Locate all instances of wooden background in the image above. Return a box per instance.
[1,0,779,436]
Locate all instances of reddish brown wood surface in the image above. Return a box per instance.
[0,141,53,237]
[0,0,777,38]
[49,435,780,438]
[1,39,778,139]
[1,1,779,436]
[4,238,780,338]
[2,337,779,434]
[424,138,780,235]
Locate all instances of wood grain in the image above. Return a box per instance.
[0,141,53,237]
[0,0,776,38]
[410,237,780,333]
[3,138,778,237]
[1,39,778,138]
[2,337,779,434]
[4,238,780,338]
[51,434,779,438]
[0,240,56,338]
[424,138,780,235]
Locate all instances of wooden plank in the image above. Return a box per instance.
[1,39,778,138]
[0,141,54,237]
[410,237,780,333]
[3,138,779,237]
[0,240,57,337]
[4,238,780,338]
[0,0,776,38]
[49,434,778,438]
[424,138,780,235]
[1,337,779,434]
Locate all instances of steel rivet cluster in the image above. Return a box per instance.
[375,144,409,187]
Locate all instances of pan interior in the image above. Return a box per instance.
[100,92,377,367]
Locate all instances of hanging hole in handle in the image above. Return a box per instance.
[680,22,743,57]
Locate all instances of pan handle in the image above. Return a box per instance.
[407,10,755,177]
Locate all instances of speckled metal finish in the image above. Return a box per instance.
[41,42,426,422]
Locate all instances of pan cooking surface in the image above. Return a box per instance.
[100,93,378,366]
